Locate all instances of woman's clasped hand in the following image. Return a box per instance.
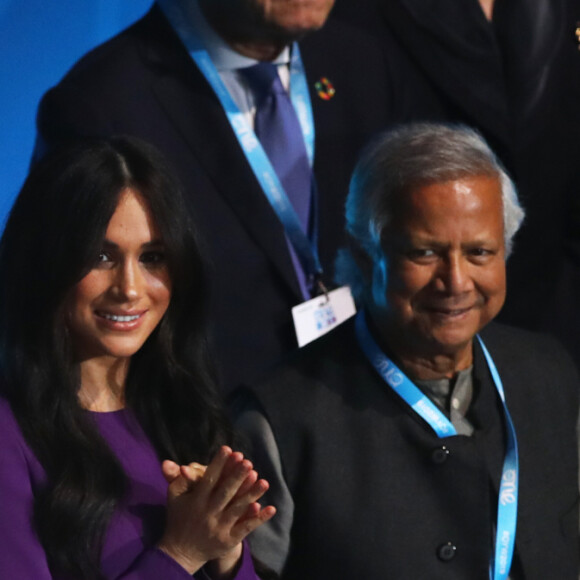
[160,446,275,576]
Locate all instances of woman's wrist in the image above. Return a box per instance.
[204,543,243,580]
[157,541,206,575]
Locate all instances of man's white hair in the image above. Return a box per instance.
[335,123,525,301]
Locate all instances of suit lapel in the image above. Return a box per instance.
[138,5,303,300]
[381,0,512,147]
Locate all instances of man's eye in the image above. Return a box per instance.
[407,248,436,260]
[469,248,493,259]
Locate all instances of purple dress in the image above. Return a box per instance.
[0,398,258,579]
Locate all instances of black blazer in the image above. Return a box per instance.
[242,319,580,579]
[332,0,580,366]
[34,4,393,390]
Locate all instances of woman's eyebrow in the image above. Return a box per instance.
[142,240,165,248]
[100,239,165,249]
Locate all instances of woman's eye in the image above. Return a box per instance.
[94,251,113,267]
[93,250,113,269]
[141,251,166,266]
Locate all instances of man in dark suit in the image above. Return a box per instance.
[33,0,392,391]
[331,0,580,366]
[234,124,580,578]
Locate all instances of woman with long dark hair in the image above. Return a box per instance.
[0,136,275,579]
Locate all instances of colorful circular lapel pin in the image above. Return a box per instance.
[314,77,336,101]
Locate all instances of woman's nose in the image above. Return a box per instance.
[113,259,142,301]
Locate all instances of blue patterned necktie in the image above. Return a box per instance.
[241,62,314,298]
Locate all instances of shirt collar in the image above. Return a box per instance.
[168,0,291,71]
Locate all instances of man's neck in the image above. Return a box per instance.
[220,38,286,62]
[478,0,495,21]
[368,316,474,381]
[394,348,473,381]
[199,0,288,61]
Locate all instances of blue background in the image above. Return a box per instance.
[0,0,153,226]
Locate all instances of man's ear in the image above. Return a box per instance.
[371,256,388,308]
[345,234,373,281]
[344,234,387,308]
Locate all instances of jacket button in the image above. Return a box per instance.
[431,445,450,464]
[437,542,457,562]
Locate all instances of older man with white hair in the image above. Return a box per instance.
[234,124,580,579]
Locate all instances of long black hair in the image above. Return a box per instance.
[0,136,231,578]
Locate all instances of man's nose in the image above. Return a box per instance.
[435,254,474,294]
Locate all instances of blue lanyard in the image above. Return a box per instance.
[159,0,322,280]
[354,312,518,580]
